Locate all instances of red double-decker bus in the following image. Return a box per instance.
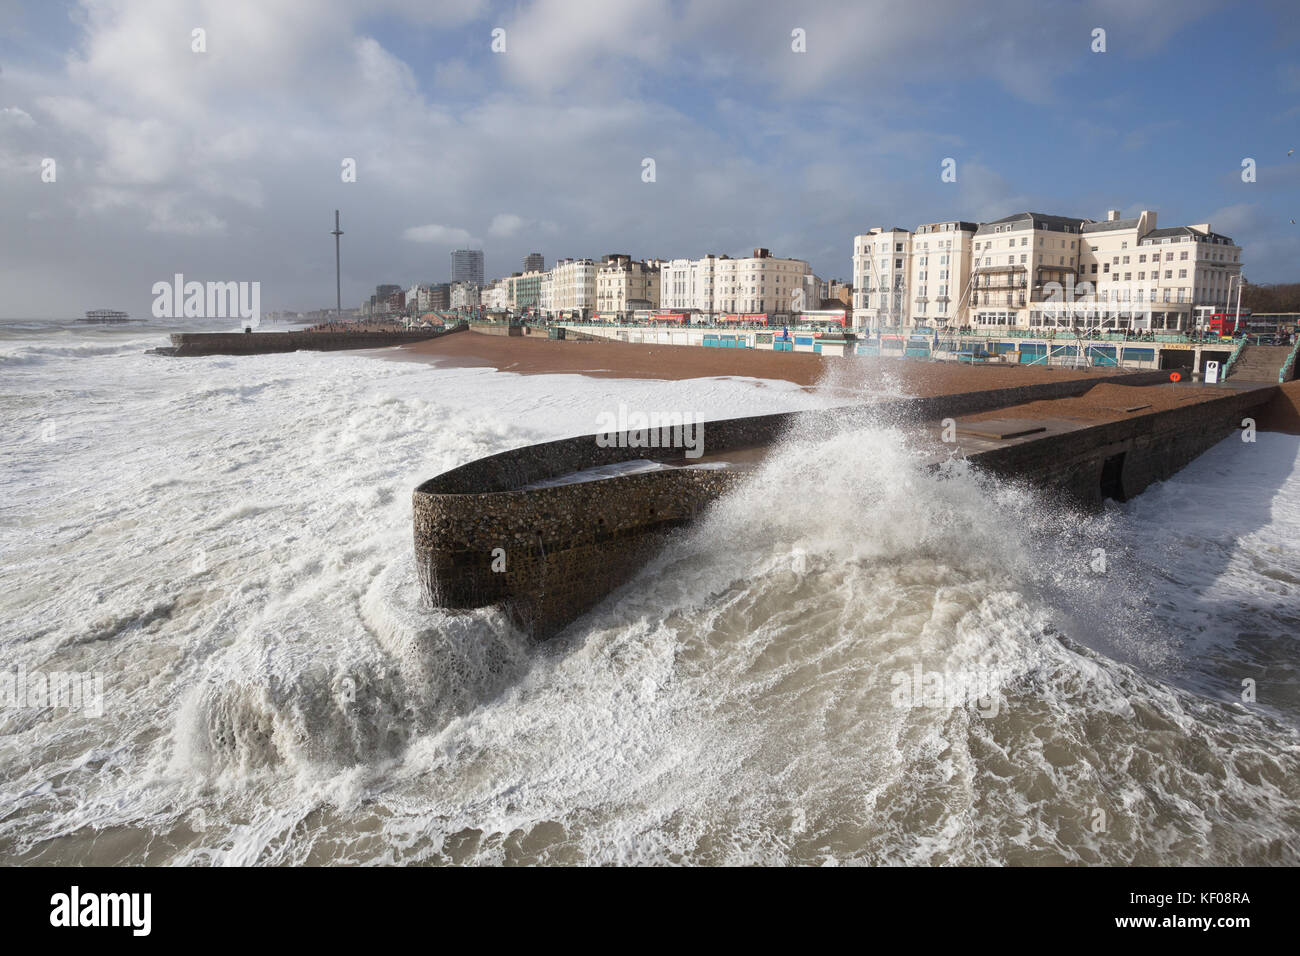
[1204,311,1255,336]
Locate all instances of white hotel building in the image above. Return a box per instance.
[852,227,912,329]
[854,208,1241,333]
[661,249,814,319]
[540,257,598,318]
[910,220,978,328]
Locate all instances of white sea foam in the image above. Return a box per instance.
[0,323,1297,865]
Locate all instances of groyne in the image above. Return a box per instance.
[162,323,465,357]
[468,323,523,337]
[413,370,1268,639]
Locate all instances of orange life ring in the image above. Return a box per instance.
[1170,372,1182,382]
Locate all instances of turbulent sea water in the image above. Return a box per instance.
[1,318,1298,865]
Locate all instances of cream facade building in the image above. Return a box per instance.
[595,255,661,317]
[909,220,978,328]
[969,212,1085,329]
[659,250,812,318]
[1137,225,1241,331]
[856,208,1242,333]
[713,250,811,315]
[852,228,913,329]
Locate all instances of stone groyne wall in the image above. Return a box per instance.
[468,323,523,337]
[166,323,465,357]
[413,368,1184,639]
[964,387,1271,506]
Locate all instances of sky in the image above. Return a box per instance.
[1,0,1298,317]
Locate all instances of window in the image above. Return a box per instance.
[1139,271,1145,280]
[1180,251,1188,260]
[1139,254,1146,263]
[1178,269,1187,278]
[1165,270,1173,279]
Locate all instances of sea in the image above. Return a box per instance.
[1,317,1298,865]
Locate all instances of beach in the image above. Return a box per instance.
[393,329,1133,392]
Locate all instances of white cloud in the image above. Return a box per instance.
[488,213,526,238]
[499,0,670,93]
[402,224,476,245]
[0,106,35,127]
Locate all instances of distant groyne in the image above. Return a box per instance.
[162,323,465,357]
[468,322,523,337]
[412,368,1268,639]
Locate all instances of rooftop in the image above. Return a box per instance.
[977,212,1086,235]
[1081,217,1142,233]
[1142,226,1236,244]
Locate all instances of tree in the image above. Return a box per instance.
[1241,282,1300,313]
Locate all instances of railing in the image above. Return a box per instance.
[556,319,850,333]
[1280,338,1300,383]
[1222,336,1250,379]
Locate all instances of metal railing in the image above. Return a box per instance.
[1222,336,1250,379]
[1279,338,1300,383]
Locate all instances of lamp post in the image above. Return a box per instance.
[1223,273,1245,336]
[1235,273,1245,335]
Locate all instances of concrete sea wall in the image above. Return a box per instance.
[167,323,464,357]
[412,369,1210,639]
[963,388,1270,505]
[468,323,523,337]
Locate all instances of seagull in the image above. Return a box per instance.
[1291,149,1296,155]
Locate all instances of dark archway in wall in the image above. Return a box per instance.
[1199,349,1231,372]
[1099,451,1127,501]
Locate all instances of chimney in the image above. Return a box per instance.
[753,248,770,259]
[1107,209,1121,221]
